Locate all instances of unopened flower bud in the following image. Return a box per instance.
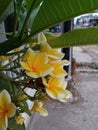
[16,95,28,101]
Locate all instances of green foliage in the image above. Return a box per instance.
[48,28,98,48]
[0,0,13,23]
[30,0,98,35]
[0,77,10,92]
[0,0,98,55]
[8,117,25,130]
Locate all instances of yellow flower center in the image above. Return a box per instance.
[0,106,8,118]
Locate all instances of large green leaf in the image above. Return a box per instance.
[48,27,98,48]
[0,0,14,23]
[26,0,44,11]
[1,0,98,55]
[30,0,98,36]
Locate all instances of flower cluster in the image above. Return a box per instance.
[0,33,72,130]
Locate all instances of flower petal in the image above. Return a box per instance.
[65,89,72,99]
[38,33,47,43]
[20,62,31,71]
[33,53,48,66]
[48,77,64,87]
[26,71,39,78]
[40,64,53,77]
[42,78,48,87]
[22,48,35,62]
[0,90,11,108]
[46,88,57,99]
[50,67,68,77]
[58,97,67,102]
[0,115,7,130]
[37,107,48,116]
[7,103,16,117]
[55,87,66,99]
[61,81,67,89]
[27,49,36,68]
[40,39,64,59]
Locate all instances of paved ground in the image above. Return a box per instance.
[27,46,98,130]
[73,46,98,64]
[27,72,98,130]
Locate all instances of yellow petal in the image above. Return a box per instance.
[46,88,57,99]
[22,48,35,62]
[42,78,48,87]
[58,90,72,102]
[37,107,48,116]
[31,101,48,116]
[51,67,68,77]
[58,97,68,102]
[7,103,16,117]
[0,90,11,108]
[65,89,72,99]
[26,71,39,78]
[48,77,64,87]
[46,87,66,99]
[54,87,66,99]
[20,62,31,71]
[48,49,64,59]
[39,64,53,77]
[61,81,67,89]
[38,33,47,43]
[0,115,7,130]
[27,49,36,68]
[33,53,48,66]
[22,48,36,69]
[49,60,68,77]
[40,42,64,59]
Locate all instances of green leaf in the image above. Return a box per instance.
[15,0,24,14]
[8,117,25,130]
[1,0,98,55]
[26,0,35,10]
[0,76,10,92]
[0,37,22,55]
[0,0,14,23]
[18,11,27,32]
[28,2,43,29]
[30,0,98,35]
[26,0,44,11]
[47,27,98,48]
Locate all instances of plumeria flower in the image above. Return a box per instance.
[39,33,64,59]
[15,115,25,125]
[42,77,72,102]
[0,56,9,62]
[31,101,48,116]
[50,60,69,77]
[0,90,16,130]
[20,48,53,78]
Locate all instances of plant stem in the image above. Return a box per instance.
[0,32,12,36]
[12,0,18,37]
[0,72,12,81]
[19,0,36,38]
